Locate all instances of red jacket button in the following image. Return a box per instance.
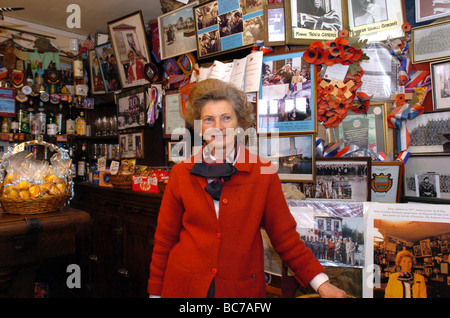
[216,233,221,239]
[212,268,217,274]
[222,198,228,204]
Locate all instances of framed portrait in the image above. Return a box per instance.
[411,19,450,64]
[168,140,189,163]
[194,0,265,59]
[119,131,144,159]
[405,110,450,154]
[415,0,450,23]
[158,2,198,60]
[370,161,402,203]
[285,0,348,45]
[108,11,151,88]
[264,4,286,46]
[347,0,405,43]
[95,42,122,93]
[116,86,147,131]
[303,157,371,201]
[327,103,388,158]
[431,59,450,111]
[258,133,315,182]
[258,50,316,134]
[164,90,187,139]
[403,154,450,203]
[88,50,106,95]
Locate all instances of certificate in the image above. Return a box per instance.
[164,91,187,138]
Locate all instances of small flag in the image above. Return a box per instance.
[82,34,95,50]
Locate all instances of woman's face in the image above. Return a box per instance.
[200,100,239,158]
[400,256,413,272]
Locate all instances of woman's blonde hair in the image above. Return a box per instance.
[395,250,416,266]
[184,79,254,130]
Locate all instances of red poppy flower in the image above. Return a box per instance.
[402,22,411,32]
[304,49,318,64]
[310,41,324,50]
[324,53,336,66]
[329,46,342,57]
[350,49,363,62]
[395,93,406,106]
[356,91,370,101]
[335,37,349,47]
[339,29,349,38]
[338,86,347,95]
[342,46,355,61]
[315,50,326,65]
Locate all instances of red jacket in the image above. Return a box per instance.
[147,145,324,297]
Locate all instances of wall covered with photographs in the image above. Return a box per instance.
[78,0,450,299]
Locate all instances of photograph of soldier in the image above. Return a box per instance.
[197,30,222,57]
[295,0,342,31]
[242,16,264,45]
[195,2,218,30]
[416,174,439,198]
[351,0,388,27]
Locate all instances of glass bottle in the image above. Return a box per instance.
[1,117,10,133]
[77,143,87,181]
[56,104,65,134]
[66,103,76,135]
[47,111,57,136]
[76,110,86,135]
[36,104,46,135]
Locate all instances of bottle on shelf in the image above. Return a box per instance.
[76,110,86,135]
[56,104,65,135]
[17,103,25,133]
[34,62,45,93]
[1,117,10,133]
[36,103,46,136]
[73,56,87,105]
[77,143,87,181]
[47,110,57,137]
[22,104,31,134]
[66,102,76,135]
[10,116,19,133]
[29,105,39,136]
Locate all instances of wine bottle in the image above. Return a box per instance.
[77,143,87,181]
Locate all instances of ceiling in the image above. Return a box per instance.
[1,0,163,37]
[374,219,450,243]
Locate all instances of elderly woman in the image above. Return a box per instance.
[147,79,346,298]
[385,250,427,298]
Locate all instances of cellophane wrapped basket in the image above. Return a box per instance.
[0,140,73,215]
[109,173,132,190]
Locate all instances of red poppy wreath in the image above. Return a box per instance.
[304,32,371,128]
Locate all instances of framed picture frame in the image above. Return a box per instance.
[431,59,450,111]
[258,133,315,182]
[168,140,189,163]
[411,19,450,64]
[119,130,145,159]
[285,0,348,45]
[258,50,316,134]
[158,1,198,60]
[264,4,286,47]
[116,86,147,131]
[95,42,122,93]
[327,102,388,158]
[405,110,450,154]
[108,11,151,88]
[415,0,450,23]
[347,0,405,43]
[88,49,106,95]
[194,0,265,59]
[164,90,187,139]
[0,88,16,117]
[370,161,402,203]
[403,153,450,203]
[303,157,371,201]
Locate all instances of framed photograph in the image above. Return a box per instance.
[168,140,189,163]
[0,88,16,117]
[95,42,122,93]
[405,110,450,154]
[258,134,315,182]
[303,157,371,201]
[347,0,405,43]
[88,50,106,95]
[404,154,450,203]
[411,20,450,64]
[164,90,187,139]
[108,11,151,88]
[415,0,450,23]
[158,2,198,60]
[264,4,285,46]
[285,0,347,45]
[194,0,265,59]
[370,161,402,203]
[116,86,147,131]
[258,50,316,134]
[119,131,144,159]
[327,103,388,158]
[431,59,450,111]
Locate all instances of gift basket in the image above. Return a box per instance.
[108,159,134,190]
[0,140,73,215]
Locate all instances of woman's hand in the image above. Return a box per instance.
[317,281,347,298]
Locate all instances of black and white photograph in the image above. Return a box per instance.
[404,154,450,202]
[431,59,450,111]
[168,141,189,163]
[303,157,371,201]
[350,0,388,27]
[415,0,450,23]
[412,19,450,63]
[158,2,198,60]
[406,111,450,153]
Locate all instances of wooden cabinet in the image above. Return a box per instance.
[71,182,162,298]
